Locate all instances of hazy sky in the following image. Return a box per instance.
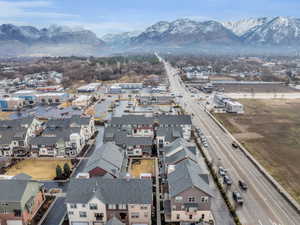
[0,0,299,36]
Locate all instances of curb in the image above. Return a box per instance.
[206,110,300,214]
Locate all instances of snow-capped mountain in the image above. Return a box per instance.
[102,31,141,46]
[222,17,273,36]
[131,19,241,46]
[0,24,104,45]
[242,16,300,45]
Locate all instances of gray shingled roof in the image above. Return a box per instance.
[165,147,197,165]
[156,127,183,142]
[164,138,196,157]
[110,115,154,126]
[156,115,192,125]
[168,159,213,197]
[115,135,153,147]
[0,117,34,145]
[83,142,125,177]
[66,178,153,204]
[0,180,42,202]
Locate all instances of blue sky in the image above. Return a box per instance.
[0,0,299,36]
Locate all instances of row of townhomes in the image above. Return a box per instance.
[0,115,95,157]
[103,114,192,157]
[160,138,215,223]
[65,178,153,225]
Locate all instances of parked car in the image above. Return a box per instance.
[218,167,226,177]
[232,192,244,205]
[239,180,248,191]
[223,175,233,185]
[232,142,239,149]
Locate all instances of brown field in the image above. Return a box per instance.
[5,159,72,180]
[215,99,300,203]
[130,159,155,178]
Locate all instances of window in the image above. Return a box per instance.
[189,215,193,219]
[95,213,103,221]
[70,204,77,209]
[131,212,139,218]
[82,204,86,208]
[201,214,205,219]
[188,197,195,202]
[14,210,21,217]
[175,196,183,201]
[108,204,116,209]
[140,205,147,210]
[89,203,98,210]
[68,211,74,215]
[172,205,176,210]
[79,211,87,218]
[144,212,148,218]
[118,204,126,210]
[176,214,180,220]
[201,196,209,203]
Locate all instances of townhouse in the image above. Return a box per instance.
[0,117,42,157]
[156,127,183,148]
[108,115,154,137]
[155,115,192,140]
[0,179,45,225]
[30,115,95,157]
[65,178,153,225]
[163,158,214,224]
[78,142,127,179]
[104,115,192,157]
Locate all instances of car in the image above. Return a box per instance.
[239,180,248,191]
[218,167,226,177]
[203,142,209,148]
[232,142,239,149]
[223,175,233,185]
[232,192,244,205]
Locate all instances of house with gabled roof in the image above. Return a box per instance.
[0,179,45,225]
[77,142,127,179]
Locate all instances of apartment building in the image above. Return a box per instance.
[0,117,42,157]
[30,115,95,157]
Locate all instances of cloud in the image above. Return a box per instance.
[0,1,78,19]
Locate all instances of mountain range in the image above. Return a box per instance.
[1,16,300,56]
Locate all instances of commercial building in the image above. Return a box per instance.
[36,92,69,105]
[13,90,37,105]
[78,83,102,93]
[0,97,25,111]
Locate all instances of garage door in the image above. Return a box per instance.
[71,222,89,225]
[7,220,22,225]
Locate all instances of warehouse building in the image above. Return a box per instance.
[36,92,69,105]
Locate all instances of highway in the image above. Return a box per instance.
[158,55,300,225]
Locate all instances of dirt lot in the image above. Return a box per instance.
[5,159,71,180]
[214,83,300,93]
[130,159,155,178]
[215,99,300,203]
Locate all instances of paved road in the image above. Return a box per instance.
[158,55,300,225]
[41,197,66,225]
